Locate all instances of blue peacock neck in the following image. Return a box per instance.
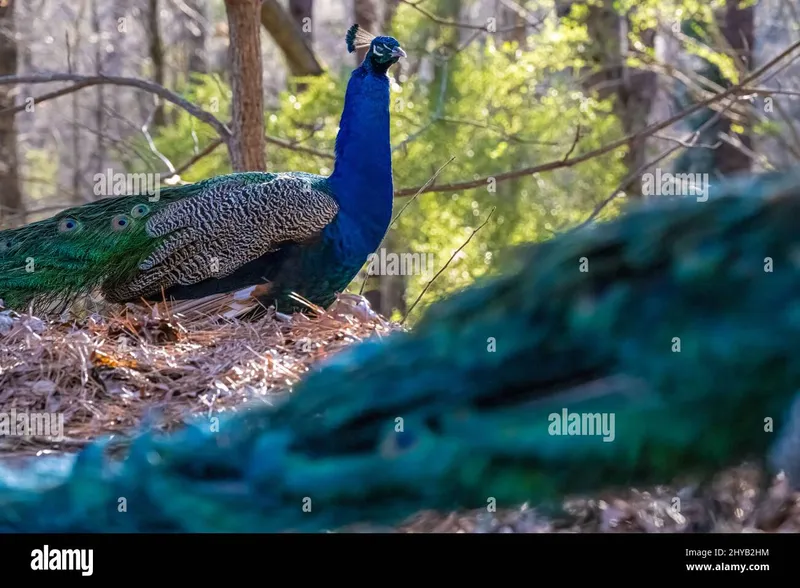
[328,61,394,247]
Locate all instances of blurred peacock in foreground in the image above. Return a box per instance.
[0,25,405,315]
[2,170,800,531]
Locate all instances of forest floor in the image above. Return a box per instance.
[0,293,799,532]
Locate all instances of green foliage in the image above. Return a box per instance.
[150,2,765,322]
[20,148,59,223]
[9,0,768,321]
[4,169,800,532]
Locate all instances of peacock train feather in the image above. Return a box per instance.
[2,170,800,532]
[0,26,406,315]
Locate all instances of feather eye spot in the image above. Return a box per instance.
[58,218,80,233]
[131,204,150,218]
[379,428,417,459]
[112,214,131,231]
[0,239,13,251]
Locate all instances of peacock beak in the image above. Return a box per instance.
[392,47,407,59]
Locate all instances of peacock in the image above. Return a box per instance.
[0,25,405,315]
[2,170,800,532]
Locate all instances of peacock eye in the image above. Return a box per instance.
[111,214,131,231]
[58,218,79,233]
[379,427,417,458]
[131,204,150,218]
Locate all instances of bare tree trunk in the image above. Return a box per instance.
[225,0,266,172]
[184,0,209,75]
[716,0,754,175]
[499,0,527,47]
[91,0,105,176]
[260,0,323,76]
[148,0,166,127]
[106,0,128,144]
[69,1,88,204]
[382,0,401,32]
[379,230,406,319]
[0,0,21,227]
[289,0,313,40]
[354,0,378,63]
[17,0,31,100]
[561,2,657,199]
[615,20,657,198]
[288,0,314,92]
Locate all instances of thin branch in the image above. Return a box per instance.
[393,39,800,197]
[141,108,177,174]
[0,74,335,164]
[401,206,496,324]
[390,156,456,227]
[575,92,742,230]
[576,143,682,230]
[717,132,775,170]
[0,73,232,139]
[173,138,225,176]
[400,0,530,33]
[561,124,582,161]
[498,0,547,31]
[66,111,162,174]
[642,58,800,161]
[744,87,800,97]
[359,156,456,296]
[169,0,214,30]
[653,133,721,150]
[438,117,565,146]
[769,93,800,159]
[0,80,94,117]
[264,134,333,160]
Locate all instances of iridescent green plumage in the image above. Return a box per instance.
[0,173,280,311]
[1,171,800,532]
[0,26,405,316]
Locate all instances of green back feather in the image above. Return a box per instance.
[0,172,275,311]
[2,172,800,532]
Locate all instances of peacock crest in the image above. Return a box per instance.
[345,23,376,54]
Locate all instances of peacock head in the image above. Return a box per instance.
[346,24,406,73]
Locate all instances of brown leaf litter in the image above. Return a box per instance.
[0,292,396,456]
[1,292,799,533]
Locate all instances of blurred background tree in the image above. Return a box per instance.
[0,0,794,323]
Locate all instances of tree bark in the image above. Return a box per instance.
[715,0,754,174]
[0,0,21,227]
[260,0,323,77]
[354,0,378,63]
[225,0,266,172]
[500,0,528,47]
[69,1,87,204]
[184,0,209,75]
[147,0,166,127]
[106,0,128,143]
[91,0,105,176]
[560,1,657,199]
[382,0,401,32]
[378,230,407,319]
[288,0,314,92]
[289,0,313,41]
